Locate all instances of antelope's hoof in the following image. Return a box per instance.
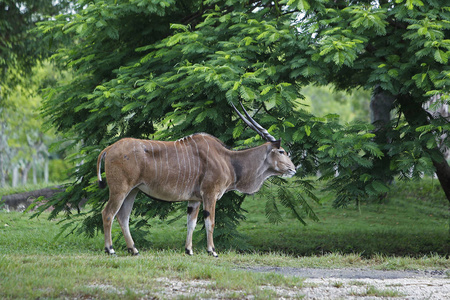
[105,247,116,256]
[185,248,194,256]
[207,250,218,258]
[128,248,139,256]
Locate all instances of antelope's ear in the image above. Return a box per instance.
[271,139,281,149]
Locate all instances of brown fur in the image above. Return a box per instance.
[97,133,296,256]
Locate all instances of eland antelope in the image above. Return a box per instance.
[97,103,296,257]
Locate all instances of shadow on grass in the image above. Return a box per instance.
[242,229,450,258]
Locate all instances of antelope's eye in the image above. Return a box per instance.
[278,150,285,155]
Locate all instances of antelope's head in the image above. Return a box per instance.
[232,102,296,178]
[266,140,296,178]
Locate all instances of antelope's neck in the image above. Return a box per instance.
[229,144,273,194]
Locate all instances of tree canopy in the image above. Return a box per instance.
[1,0,74,187]
[35,0,450,246]
[0,0,72,80]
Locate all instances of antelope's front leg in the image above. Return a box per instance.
[203,199,218,257]
[185,201,201,256]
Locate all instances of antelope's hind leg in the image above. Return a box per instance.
[102,187,136,255]
[116,189,139,255]
[102,189,130,255]
[185,201,201,256]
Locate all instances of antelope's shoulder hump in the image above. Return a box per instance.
[191,133,228,149]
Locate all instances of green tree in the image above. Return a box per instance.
[0,0,72,80]
[294,0,450,202]
[37,0,449,248]
[1,0,73,186]
[36,0,320,248]
[1,62,71,186]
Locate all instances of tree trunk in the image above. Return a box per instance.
[370,86,394,130]
[44,159,49,184]
[22,161,31,185]
[0,150,4,187]
[433,160,450,201]
[0,117,6,187]
[32,164,37,184]
[12,167,19,187]
[370,87,395,186]
[398,94,450,202]
[424,94,450,161]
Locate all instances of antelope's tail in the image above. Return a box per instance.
[97,148,108,189]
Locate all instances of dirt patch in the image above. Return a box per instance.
[0,186,87,212]
[0,186,63,212]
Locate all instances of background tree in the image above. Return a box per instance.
[0,0,73,186]
[292,0,450,201]
[36,0,449,247]
[1,62,71,187]
[0,0,72,80]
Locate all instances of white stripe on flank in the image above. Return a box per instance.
[191,137,201,177]
[202,135,210,169]
[174,140,181,193]
[155,142,162,180]
[200,135,210,192]
[149,142,157,180]
[179,139,187,198]
[186,136,196,193]
[184,138,193,193]
[141,142,147,175]
[162,142,170,184]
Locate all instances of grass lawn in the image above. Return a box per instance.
[239,179,450,257]
[143,178,450,257]
[0,178,449,298]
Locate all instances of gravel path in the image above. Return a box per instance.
[247,267,450,299]
[245,266,448,279]
[88,267,450,299]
